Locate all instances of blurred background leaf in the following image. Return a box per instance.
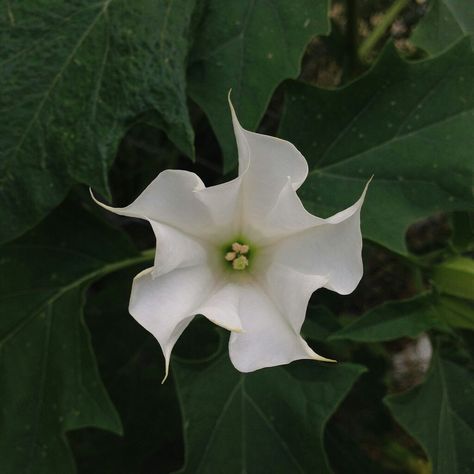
[411,0,474,54]
[385,353,474,474]
[330,293,445,342]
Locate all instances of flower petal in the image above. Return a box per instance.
[196,283,243,333]
[227,283,332,372]
[269,185,368,295]
[148,222,211,277]
[253,178,324,243]
[262,262,328,333]
[129,265,215,381]
[92,169,241,243]
[228,97,309,237]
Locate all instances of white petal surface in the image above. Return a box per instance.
[269,187,367,295]
[149,222,211,277]
[92,169,242,243]
[229,98,309,239]
[228,283,332,372]
[255,178,324,243]
[262,262,329,333]
[196,283,243,333]
[129,265,215,379]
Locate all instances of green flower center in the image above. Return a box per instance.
[224,241,250,271]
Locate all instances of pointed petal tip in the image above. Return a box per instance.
[312,355,337,363]
[89,187,104,207]
[161,354,171,384]
[90,187,120,215]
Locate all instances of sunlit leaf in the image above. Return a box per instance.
[432,257,474,300]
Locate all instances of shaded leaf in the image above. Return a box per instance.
[432,257,474,300]
[70,267,184,474]
[188,0,329,171]
[385,354,474,474]
[279,39,474,254]
[438,296,474,330]
[411,0,474,54]
[174,352,365,474]
[0,0,196,243]
[0,202,151,474]
[330,294,444,342]
[302,304,342,342]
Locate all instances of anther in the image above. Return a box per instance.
[232,255,249,270]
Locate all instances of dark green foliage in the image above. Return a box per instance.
[0,0,196,243]
[0,202,149,473]
[279,39,474,254]
[1,0,473,473]
[174,351,365,474]
[188,0,329,171]
[412,0,474,54]
[385,354,474,474]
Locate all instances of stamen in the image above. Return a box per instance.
[232,242,243,252]
[225,241,251,270]
[232,255,249,270]
[225,251,236,261]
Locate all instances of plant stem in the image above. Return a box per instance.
[358,0,410,62]
[101,248,155,277]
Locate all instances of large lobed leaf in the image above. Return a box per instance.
[188,0,329,171]
[279,39,474,255]
[385,354,474,474]
[0,202,150,474]
[0,0,196,244]
[174,351,365,474]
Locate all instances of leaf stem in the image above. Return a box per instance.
[99,248,155,278]
[358,0,409,62]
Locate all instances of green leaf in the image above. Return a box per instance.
[174,352,365,473]
[279,39,474,255]
[411,0,474,55]
[385,354,474,474]
[188,0,329,171]
[302,304,342,342]
[0,202,152,474]
[71,267,184,474]
[330,293,444,342]
[438,296,474,330]
[0,0,196,244]
[432,257,474,300]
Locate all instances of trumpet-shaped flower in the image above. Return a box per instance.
[93,98,368,379]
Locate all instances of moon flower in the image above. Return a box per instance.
[93,98,368,380]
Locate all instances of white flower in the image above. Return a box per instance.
[93,97,368,380]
